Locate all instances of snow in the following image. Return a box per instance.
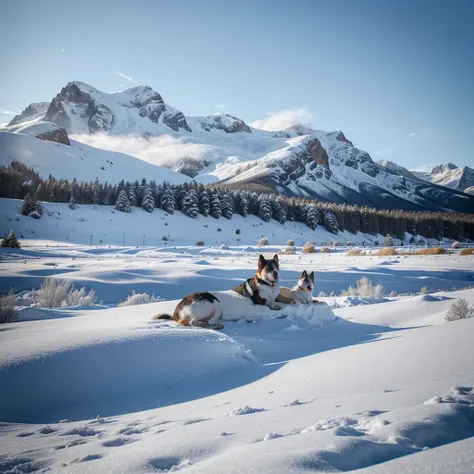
[0,131,189,184]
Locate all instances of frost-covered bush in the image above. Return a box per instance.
[220,242,229,250]
[347,248,365,256]
[317,291,327,297]
[445,298,474,322]
[341,277,385,298]
[419,286,429,295]
[118,291,164,307]
[0,290,18,324]
[451,241,460,249]
[34,279,96,308]
[286,239,295,247]
[346,241,353,246]
[195,240,205,246]
[279,246,296,255]
[258,237,269,247]
[384,234,393,247]
[320,246,330,253]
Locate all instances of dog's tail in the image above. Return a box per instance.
[151,313,173,321]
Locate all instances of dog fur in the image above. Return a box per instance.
[152,292,224,330]
[279,270,315,304]
[233,254,282,310]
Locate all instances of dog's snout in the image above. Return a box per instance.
[307,285,312,290]
[273,271,278,278]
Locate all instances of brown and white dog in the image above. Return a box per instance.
[279,270,315,304]
[233,254,282,310]
[152,292,224,330]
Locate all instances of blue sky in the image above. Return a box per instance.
[1,0,473,169]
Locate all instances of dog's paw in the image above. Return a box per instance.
[270,303,281,310]
[211,323,225,330]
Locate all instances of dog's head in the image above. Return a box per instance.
[298,270,315,293]
[257,254,280,286]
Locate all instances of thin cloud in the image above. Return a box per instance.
[0,108,19,115]
[249,108,314,131]
[113,71,139,85]
[373,149,393,157]
[215,103,227,111]
[408,132,417,137]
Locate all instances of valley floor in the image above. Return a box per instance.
[1,208,474,473]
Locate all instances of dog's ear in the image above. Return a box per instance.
[258,254,266,268]
[301,270,307,279]
[272,254,279,265]
[309,271,315,282]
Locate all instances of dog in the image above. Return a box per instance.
[152,292,224,330]
[233,254,282,310]
[279,270,315,304]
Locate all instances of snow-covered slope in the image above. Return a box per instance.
[4,81,474,213]
[0,131,189,184]
[7,102,49,127]
[422,163,474,194]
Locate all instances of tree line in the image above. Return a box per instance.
[1,161,473,241]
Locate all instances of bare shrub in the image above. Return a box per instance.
[389,290,397,297]
[347,248,365,256]
[286,239,295,246]
[0,290,18,323]
[417,248,446,255]
[377,248,398,256]
[419,286,429,295]
[333,241,341,247]
[195,241,205,246]
[34,279,96,308]
[346,241,353,246]
[341,277,385,298]
[258,237,269,247]
[320,246,330,253]
[451,241,460,249]
[317,291,327,297]
[460,248,474,256]
[445,298,474,322]
[118,291,164,307]
[303,243,316,254]
[220,242,229,250]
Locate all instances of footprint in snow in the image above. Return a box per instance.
[226,406,266,416]
[102,437,137,447]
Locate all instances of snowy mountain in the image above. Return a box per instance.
[3,81,474,213]
[7,102,49,127]
[0,131,189,185]
[415,163,474,195]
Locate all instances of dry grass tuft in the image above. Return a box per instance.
[460,248,474,256]
[416,247,446,255]
[377,248,398,256]
[320,246,331,253]
[347,248,366,256]
[302,243,316,254]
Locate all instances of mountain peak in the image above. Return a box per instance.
[431,163,458,175]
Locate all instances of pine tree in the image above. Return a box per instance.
[160,187,176,215]
[21,194,33,216]
[93,184,101,206]
[182,189,199,218]
[258,195,272,222]
[221,193,233,220]
[115,190,132,213]
[384,234,393,247]
[210,192,222,219]
[306,205,319,230]
[141,188,155,213]
[272,198,286,224]
[128,187,137,207]
[198,189,210,216]
[236,191,249,217]
[68,194,76,210]
[1,230,20,248]
[323,210,339,234]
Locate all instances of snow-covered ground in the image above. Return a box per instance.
[1,203,474,473]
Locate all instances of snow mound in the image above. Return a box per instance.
[0,322,253,423]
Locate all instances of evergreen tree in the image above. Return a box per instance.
[68,194,76,210]
[272,198,286,224]
[182,189,199,218]
[306,205,319,230]
[198,189,210,216]
[128,187,137,207]
[36,184,47,201]
[115,190,132,213]
[1,230,20,248]
[141,188,155,213]
[22,194,43,217]
[323,210,339,234]
[384,234,394,246]
[210,192,222,219]
[93,184,101,206]
[160,187,176,214]
[235,190,249,217]
[21,194,33,216]
[258,195,272,222]
[221,193,233,220]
